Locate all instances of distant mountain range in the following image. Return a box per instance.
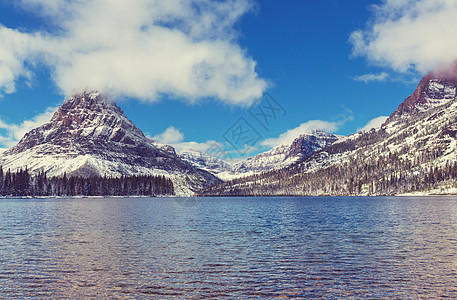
[0,91,337,196]
[2,65,457,196]
[201,66,457,196]
[179,130,340,180]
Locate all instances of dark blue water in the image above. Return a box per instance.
[1,196,457,298]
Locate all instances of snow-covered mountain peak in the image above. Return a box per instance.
[0,92,220,195]
[179,150,233,174]
[178,130,340,180]
[288,130,340,154]
[5,92,144,156]
[51,91,136,131]
[384,71,457,126]
[233,130,339,174]
[54,91,115,121]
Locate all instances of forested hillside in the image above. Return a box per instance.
[201,75,457,196]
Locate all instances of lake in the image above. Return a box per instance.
[1,196,457,298]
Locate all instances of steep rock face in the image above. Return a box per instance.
[384,70,457,125]
[0,92,220,195]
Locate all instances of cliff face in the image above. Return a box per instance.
[384,69,457,126]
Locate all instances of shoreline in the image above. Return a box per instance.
[2,193,457,199]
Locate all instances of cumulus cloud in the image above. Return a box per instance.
[350,0,457,74]
[261,120,340,148]
[354,72,389,83]
[150,126,222,154]
[151,126,184,144]
[172,141,223,154]
[0,0,266,105]
[0,106,57,148]
[357,116,389,132]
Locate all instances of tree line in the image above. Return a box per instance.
[0,167,174,197]
[201,150,457,197]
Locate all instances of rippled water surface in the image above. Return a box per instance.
[1,196,457,298]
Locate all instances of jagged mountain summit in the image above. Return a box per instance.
[0,92,220,195]
[180,130,340,180]
[201,68,457,196]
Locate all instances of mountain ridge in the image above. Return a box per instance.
[3,67,457,197]
[201,70,457,196]
[179,130,340,180]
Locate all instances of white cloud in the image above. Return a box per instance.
[354,72,389,83]
[261,120,340,148]
[0,0,266,105]
[0,26,36,95]
[0,106,57,148]
[173,141,222,154]
[150,126,223,154]
[151,126,184,144]
[350,0,457,74]
[358,116,389,132]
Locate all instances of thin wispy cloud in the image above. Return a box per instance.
[354,72,388,83]
[0,0,266,105]
[350,0,457,74]
[173,141,223,154]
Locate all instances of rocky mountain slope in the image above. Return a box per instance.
[384,73,457,125]
[179,150,234,179]
[179,130,340,180]
[201,68,457,196]
[0,92,220,196]
[233,130,339,174]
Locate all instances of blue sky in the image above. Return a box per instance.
[1,0,456,159]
